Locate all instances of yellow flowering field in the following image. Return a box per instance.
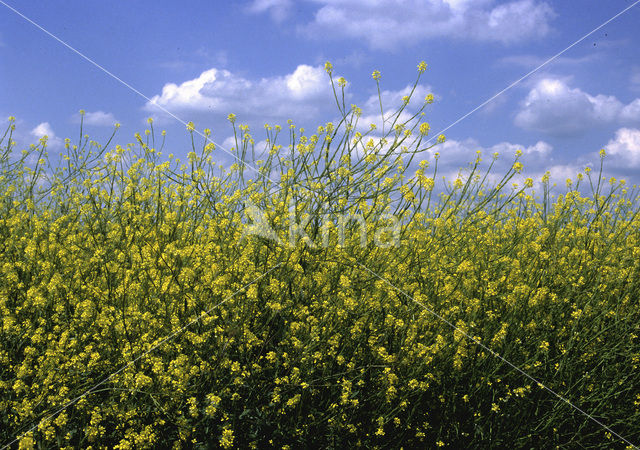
[1,63,640,449]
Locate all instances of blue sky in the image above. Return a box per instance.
[1,0,640,189]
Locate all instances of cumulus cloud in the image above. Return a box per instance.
[356,83,435,132]
[31,122,55,138]
[295,0,555,50]
[324,82,439,160]
[347,135,555,189]
[620,99,640,123]
[490,140,552,158]
[218,135,269,154]
[408,136,580,192]
[431,137,552,163]
[73,110,118,127]
[514,78,640,137]
[531,163,586,188]
[431,132,640,189]
[145,65,341,122]
[30,122,62,148]
[603,128,640,168]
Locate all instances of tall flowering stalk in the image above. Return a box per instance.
[0,63,639,449]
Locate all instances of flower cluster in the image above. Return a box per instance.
[1,63,639,449]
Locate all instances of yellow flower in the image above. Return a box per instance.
[220,426,234,449]
[541,171,550,183]
[372,70,381,80]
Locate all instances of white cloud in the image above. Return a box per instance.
[328,83,438,159]
[514,78,640,137]
[367,135,556,192]
[221,135,237,152]
[31,122,55,137]
[411,136,580,192]
[215,135,272,158]
[30,122,63,150]
[74,110,118,127]
[431,137,552,163]
[145,65,341,122]
[603,128,640,168]
[296,0,555,50]
[356,83,435,132]
[286,64,328,99]
[445,129,640,188]
[620,99,640,123]
[531,164,584,188]
[490,140,552,158]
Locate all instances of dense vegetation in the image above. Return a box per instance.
[1,63,639,449]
